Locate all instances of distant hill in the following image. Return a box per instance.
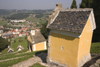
[0,9,52,20]
[0,9,13,16]
[5,13,30,20]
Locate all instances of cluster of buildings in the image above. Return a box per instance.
[1,27,29,39]
[10,19,26,23]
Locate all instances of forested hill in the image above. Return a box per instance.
[5,13,30,20]
[0,9,13,16]
[0,9,53,20]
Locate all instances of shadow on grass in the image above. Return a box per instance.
[35,50,47,63]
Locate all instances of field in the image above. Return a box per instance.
[90,42,100,53]
[0,50,47,67]
[1,36,28,54]
[11,36,28,52]
[26,14,47,27]
[0,19,8,26]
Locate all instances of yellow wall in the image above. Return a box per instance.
[35,42,45,51]
[0,34,2,36]
[78,19,93,61]
[28,35,32,42]
[50,32,79,67]
[28,35,46,51]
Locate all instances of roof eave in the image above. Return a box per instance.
[50,29,81,38]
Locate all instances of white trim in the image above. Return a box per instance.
[81,11,96,38]
[33,44,36,51]
[60,8,93,11]
[89,12,93,30]
[79,11,96,38]
[90,11,96,30]
[44,41,46,49]
[51,29,80,38]
[50,11,60,25]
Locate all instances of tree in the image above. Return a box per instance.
[80,0,100,42]
[80,0,93,8]
[0,37,10,52]
[71,0,77,8]
[40,21,48,39]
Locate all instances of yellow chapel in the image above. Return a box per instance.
[47,4,96,67]
[27,23,46,51]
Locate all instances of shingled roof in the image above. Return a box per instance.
[48,10,91,34]
[31,31,46,44]
[30,23,35,30]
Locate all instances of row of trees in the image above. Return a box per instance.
[35,14,43,18]
[40,21,48,39]
[5,13,30,20]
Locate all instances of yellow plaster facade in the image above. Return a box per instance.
[35,42,46,51]
[28,35,32,42]
[78,19,93,65]
[49,18,93,67]
[27,35,46,51]
[50,32,79,67]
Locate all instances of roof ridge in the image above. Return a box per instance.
[60,8,93,11]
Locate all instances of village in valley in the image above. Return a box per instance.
[0,0,100,67]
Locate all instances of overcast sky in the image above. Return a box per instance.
[0,0,82,10]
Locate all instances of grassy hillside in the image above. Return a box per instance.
[0,50,47,67]
[0,19,8,26]
[26,14,47,27]
[90,42,100,53]
[11,36,28,51]
[1,36,28,54]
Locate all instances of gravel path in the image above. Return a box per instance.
[11,56,42,67]
[11,52,48,67]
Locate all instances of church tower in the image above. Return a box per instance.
[30,23,35,36]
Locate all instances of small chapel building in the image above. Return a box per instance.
[27,23,46,51]
[47,4,96,67]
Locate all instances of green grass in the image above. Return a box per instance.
[1,36,28,54]
[0,50,47,61]
[0,50,47,67]
[0,55,33,67]
[26,14,47,26]
[30,63,46,67]
[0,19,8,26]
[90,42,100,53]
[11,36,28,51]
[1,48,8,54]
